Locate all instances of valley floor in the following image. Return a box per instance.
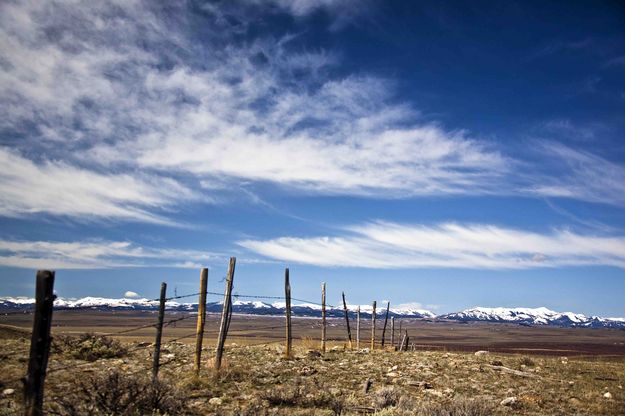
[1,324,624,415]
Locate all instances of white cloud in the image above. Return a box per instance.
[0,148,197,224]
[239,221,625,269]
[124,291,139,298]
[0,238,221,269]
[528,142,625,206]
[0,0,623,228]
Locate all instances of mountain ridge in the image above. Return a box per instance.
[1,297,623,329]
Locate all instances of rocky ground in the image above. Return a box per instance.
[1,330,624,415]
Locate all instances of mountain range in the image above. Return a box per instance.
[1,297,624,329]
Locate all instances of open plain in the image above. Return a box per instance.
[1,312,624,415]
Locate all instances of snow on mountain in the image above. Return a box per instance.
[1,297,622,328]
[439,306,624,328]
[0,296,434,318]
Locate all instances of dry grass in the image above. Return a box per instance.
[1,322,625,415]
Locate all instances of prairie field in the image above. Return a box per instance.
[1,312,624,415]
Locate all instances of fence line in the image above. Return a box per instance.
[1,261,413,413]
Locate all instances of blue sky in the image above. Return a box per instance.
[1,0,624,316]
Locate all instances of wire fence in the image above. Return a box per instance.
[0,264,403,407]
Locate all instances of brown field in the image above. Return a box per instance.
[3,310,625,356]
[1,311,624,415]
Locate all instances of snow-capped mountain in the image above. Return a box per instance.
[1,297,622,328]
[439,306,625,328]
[0,297,434,319]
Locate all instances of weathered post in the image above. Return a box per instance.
[404,330,409,352]
[341,292,353,349]
[398,320,403,349]
[370,301,376,350]
[152,282,167,380]
[194,268,208,375]
[399,331,407,352]
[215,257,236,370]
[24,270,55,416]
[321,282,326,353]
[381,301,390,347]
[391,317,395,348]
[356,306,361,350]
[284,268,292,358]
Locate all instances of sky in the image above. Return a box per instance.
[1,0,624,316]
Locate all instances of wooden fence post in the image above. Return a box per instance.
[398,320,402,349]
[356,306,361,350]
[284,268,292,358]
[24,270,55,416]
[321,282,326,353]
[194,268,208,375]
[370,301,376,350]
[381,301,390,347]
[152,282,167,380]
[341,292,353,349]
[399,332,406,352]
[391,317,395,348]
[215,257,236,370]
[404,331,409,352]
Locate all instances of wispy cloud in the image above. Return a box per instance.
[0,148,198,224]
[0,0,624,226]
[239,221,625,269]
[0,238,221,269]
[527,142,625,206]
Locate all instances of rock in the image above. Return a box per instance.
[568,397,581,407]
[474,350,489,356]
[426,389,443,398]
[491,360,503,366]
[2,388,15,396]
[307,350,322,358]
[603,392,612,399]
[388,365,398,372]
[386,372,399,378]
[500,396,517,406]
[209,397,223,405]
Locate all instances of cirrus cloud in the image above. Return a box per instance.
[239,221,625,269]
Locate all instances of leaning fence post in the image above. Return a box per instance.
[194,268,208,375]
[391,317,395,348]
[215,257,236,370]
[370,301,376,350]
[341,292,353,349]
[152,282,167,380]
[321,282,326,353]
[356,306,361,350]
[381,301,390,347]
[399,331,407,352]
[398,320,403,349]
[24,270,55,416]
[284,268,292,358]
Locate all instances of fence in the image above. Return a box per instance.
[0,257,416,415]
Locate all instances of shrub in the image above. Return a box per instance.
[415,397,493,416]
[374,387,400,409]
[48,369,189,416]
[54,333,127,361]
[519,356,536,367]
